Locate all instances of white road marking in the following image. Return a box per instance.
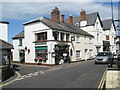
[16,62,81,81]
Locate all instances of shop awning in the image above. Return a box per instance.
[35,46,48,50]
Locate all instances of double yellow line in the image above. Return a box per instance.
[97,68,108,90]
[0,71,21,87]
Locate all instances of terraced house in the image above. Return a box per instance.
[12,7,94,65]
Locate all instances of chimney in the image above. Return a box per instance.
[69,14,73,25]
[80,9,86,21]
[51,7,60,23]
[61,14,65,23]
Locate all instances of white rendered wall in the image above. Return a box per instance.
[81,17,104,55]
[0,23,8,41]
[13,38,25,62]
[24,21,54,64]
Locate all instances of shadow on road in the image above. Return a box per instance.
[12,64,20,71]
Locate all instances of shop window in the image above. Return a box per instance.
[35,46,48,61]
[66,34,70,41]
[19,39,22,46]
[36,32,47,41]
[76,50,80,59]
[106,35,109,40]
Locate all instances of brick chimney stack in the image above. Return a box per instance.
[69,14,73,25]
[51,7,60,23]
[80,9,86,21]
[61,14,65,23]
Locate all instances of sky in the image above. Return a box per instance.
[0,0,120,43]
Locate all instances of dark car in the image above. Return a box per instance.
[95,51,113,64]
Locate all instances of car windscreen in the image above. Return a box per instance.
[97,52,110,56]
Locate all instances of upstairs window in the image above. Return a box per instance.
[53,32,59,41]
[76,36,80,42]
[66,34,70,41]
[19,39,22,46]
[61,33,65,41]
[36,32,47,41]
[89,37,92,44]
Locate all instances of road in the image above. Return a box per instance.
[3,60,107,88]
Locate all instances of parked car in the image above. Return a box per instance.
[95,51,113,64]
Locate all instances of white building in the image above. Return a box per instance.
[102,19,116,54]
[0,21,9,42]
[65,10,116,55]
[12,7,94,65]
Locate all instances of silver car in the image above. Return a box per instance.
[95,51,113,64]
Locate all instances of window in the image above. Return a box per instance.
[53,32,59,41]
[96,22,99,30]
[19,39,22,46]
[76,36,80,42]
[76,50,80,59]
[89,37,92,44]
[97,33,99,42]
[36,32,47,41]
[61,33,65,41]
[66,34,70,41]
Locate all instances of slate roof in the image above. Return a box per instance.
[0,39,13,49]
[102,19,113,30]
[12,31,24,39]
[23,17,93,37]
[64,12,102,27]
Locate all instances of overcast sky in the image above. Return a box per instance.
[0,0,119,43]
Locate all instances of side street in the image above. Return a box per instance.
[0,1,120,89]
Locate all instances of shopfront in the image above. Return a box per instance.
[54,43,70,65]
[35,46,48,64]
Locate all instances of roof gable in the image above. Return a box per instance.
[12,31,24,39]
[102,19,116,31]
[0,39,13,49]
[64,12,103,27]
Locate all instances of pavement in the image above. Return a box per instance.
[2,60,108,88]
[106,68,120,89]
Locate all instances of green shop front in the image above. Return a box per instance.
[35,46,48,64]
